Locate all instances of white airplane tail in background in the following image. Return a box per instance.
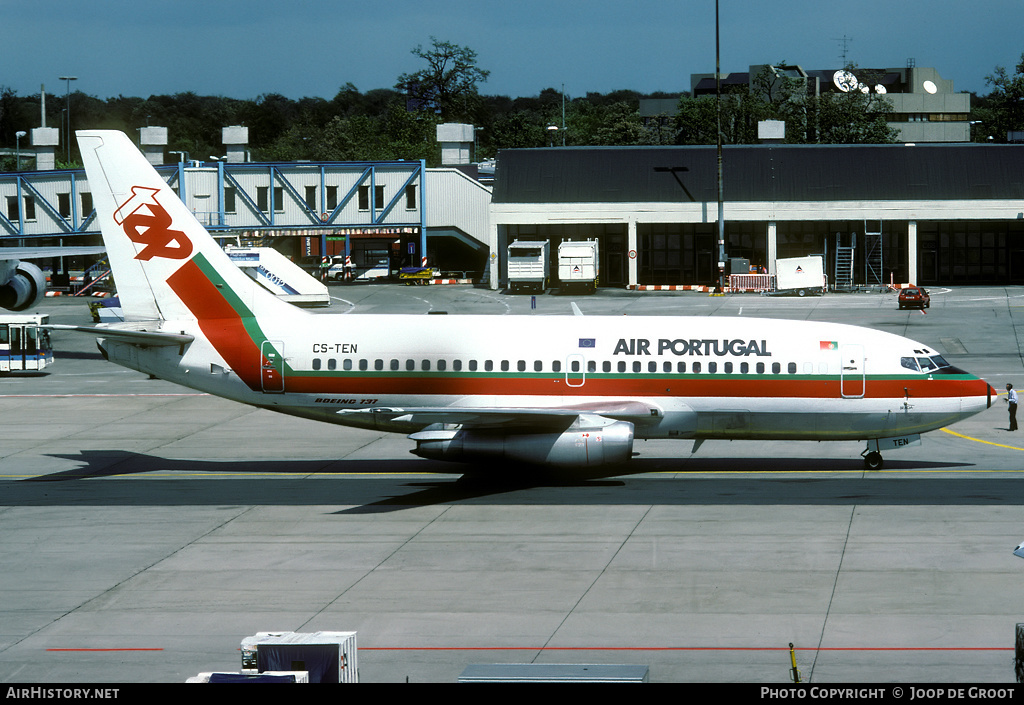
[77,130,292,324]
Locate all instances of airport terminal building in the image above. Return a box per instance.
[5,128,1024,292]
[489,143,1024,289]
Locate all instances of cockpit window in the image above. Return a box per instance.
[901,357,920,372]
[915,355,951,373]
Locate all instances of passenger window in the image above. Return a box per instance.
[437,359,447,371]
[453,360,463,371]
[390,359,399,371]
[788,362,797,374]
[632,361,641,373]
[534,361,543,372]
[312,358,321,371]
[571,360,580,372]
[469,360,478,371]
[756,362,765,374]
[724,362,733,374]
[406,359,415,371]
[588,360,596,373]
[677,361,686,373]
[663,361,672,373]
[328,359,337,371]
[518,360,526,372]
[553,360,561,373]
[740,362,748,374]
[618,361,626,373]
[374,359,383,371]
[772,362,781,374]
[343,359,353,371]
[693,362,702,373]
[648,361,657,373]
[359,359,368,371]
[485,360,493,372]
[603,361,611,373]
[708,362,717,374]
[422,359,431,371]
[501,360,509,372]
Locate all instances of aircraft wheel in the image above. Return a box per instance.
[864,451,883,470]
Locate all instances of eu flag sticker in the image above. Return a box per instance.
[579,338,596,348]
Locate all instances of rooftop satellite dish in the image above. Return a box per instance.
[923,80,937,94]
[833,70,858,92]
[875,84,886,94]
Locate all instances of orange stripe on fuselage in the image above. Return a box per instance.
[284,373,989,400]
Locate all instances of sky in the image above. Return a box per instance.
[3,0,1023,104]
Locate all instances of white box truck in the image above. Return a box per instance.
[773,255,826,296]
[507,240,550,293]
[557,240,599,293]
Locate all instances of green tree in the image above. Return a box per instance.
[675,65,898,145]
[978,53,1024,142]
[396,37,490,122]
[807,89,898,144]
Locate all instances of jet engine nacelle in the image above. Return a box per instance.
[411,420,635,468]
[0,261,46,311]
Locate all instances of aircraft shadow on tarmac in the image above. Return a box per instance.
[4,449,1013,514]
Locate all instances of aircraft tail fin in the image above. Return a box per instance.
[76,130,292,323]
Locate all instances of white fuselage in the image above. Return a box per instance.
[100,312,993,443]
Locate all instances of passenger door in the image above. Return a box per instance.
[840,344,865,398]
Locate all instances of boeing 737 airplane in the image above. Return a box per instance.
[54,130,995,471]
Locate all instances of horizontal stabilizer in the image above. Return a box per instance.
[45,323,194,348]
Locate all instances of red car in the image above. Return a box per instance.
[898,286,931,310]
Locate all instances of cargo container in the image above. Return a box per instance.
[557,240,599,293]
[507,240,549,293]
[773,255,826,296]
[240,631,358,683]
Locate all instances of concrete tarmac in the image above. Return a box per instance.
[2,283,1024,683]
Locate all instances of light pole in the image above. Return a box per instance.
[715,0,726,291]
[59,75,77,162]
[15,131,26,171]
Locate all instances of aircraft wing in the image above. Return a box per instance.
[0,246,106,259]
[44,323,194,348]
[338,400,658,430]
[0,246,106,312]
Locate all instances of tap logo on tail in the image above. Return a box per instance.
[114,186,193,261]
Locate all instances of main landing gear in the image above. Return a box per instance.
[862,450,884,470]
